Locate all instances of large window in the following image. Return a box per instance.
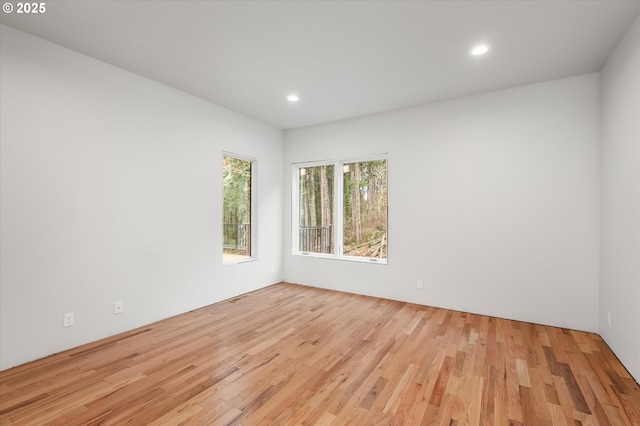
[223,154,255,263]
[293,156,387,263]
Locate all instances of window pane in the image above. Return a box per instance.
[343,160,387,259]
[299,165,334,254]
[223,156,252,261]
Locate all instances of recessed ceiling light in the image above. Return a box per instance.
[469,44,490,56]
[287,94,300,102]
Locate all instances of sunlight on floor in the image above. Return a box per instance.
[223,253,251,263]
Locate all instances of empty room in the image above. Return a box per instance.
[1,1,639,424]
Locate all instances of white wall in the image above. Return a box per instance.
[600,15,640,382]
[6,17,634,378]
[284,74,600,332]
[0,25,284,371]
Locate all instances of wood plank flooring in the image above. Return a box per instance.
[1,282,639,425]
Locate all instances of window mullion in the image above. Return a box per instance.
[334,161,344,257]
[291,166,300,254]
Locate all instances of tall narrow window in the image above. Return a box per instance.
[293,156,387,263]
[298,164,334,254]
[223,154,254,262]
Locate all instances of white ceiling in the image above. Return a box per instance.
[2,1,639,129]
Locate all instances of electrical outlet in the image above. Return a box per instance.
[64,312,74,327]
[417,280,424,289]
[114,301,124,314]
[607,312,612,327]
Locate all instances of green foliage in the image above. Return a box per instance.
[223,156,251,224]
[298,159,387,258]
[343,160,387,256]
[299,165,334,227]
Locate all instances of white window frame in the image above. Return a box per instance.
[223,152,257,265]
[292,154,388,264]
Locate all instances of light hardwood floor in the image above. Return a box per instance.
[1,283,639,425]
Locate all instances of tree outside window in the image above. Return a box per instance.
[223,155,253,262]
[295,157,387,263]
[343,160,387,259]
[298,165,334,254]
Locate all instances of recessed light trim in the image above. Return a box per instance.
[287,94,300,102]
[469,44,490,56]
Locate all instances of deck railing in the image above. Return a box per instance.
[223,223,250,255]
[299,225,332,254]
[224,224,332,256]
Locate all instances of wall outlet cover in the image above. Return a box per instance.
[64,312,74,327]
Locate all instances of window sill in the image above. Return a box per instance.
[294,252,387,265]
[223,256,256,265]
